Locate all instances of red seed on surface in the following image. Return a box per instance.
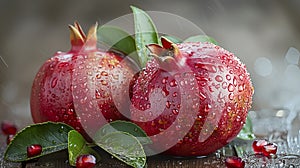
[1,121,17,135]
[6,134,14,145]
[252,139,268,154]
[76,154,96,168]
[225,156,245,168]
[27,144,42,158]
[262,142,277,157]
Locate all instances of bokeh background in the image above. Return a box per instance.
[1,0,300,128]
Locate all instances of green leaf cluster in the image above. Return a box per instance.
[5,121,149,168]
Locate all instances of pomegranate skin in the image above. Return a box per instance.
[130,39,254,156]
[30,22,136,140]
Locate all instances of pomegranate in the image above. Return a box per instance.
[6,134,14,145]
[27,144,42,158]
[30,22,136,140]
[76,154,96,168]
[225,156,245,168]
[252,139,268,154]
[1,121,17,135]
[262,142,277,157]
[130,37,254,156]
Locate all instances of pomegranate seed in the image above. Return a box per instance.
[262,142,277,157]
[252,139,268,154]
[6,134,14,145]
[76,154,96,168]
[1,121,17,135]
[225,156,245,168]
[27,144,42,158]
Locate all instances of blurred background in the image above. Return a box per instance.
[1,0,300,128]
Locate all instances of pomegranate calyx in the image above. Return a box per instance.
[161,37,181,59]
[69,22,98,52]
[69,24,85,52]
[146,44,178,71]
[147,37,187,71]
[84,22,98,51]
[147,37,181,59]
[74,21,86,40]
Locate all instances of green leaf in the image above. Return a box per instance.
[68,130,100,166]
[97,25,136,56]
[4,122,73,162]
[95,131,146,168]
[184,35,218,45]
[131,6,159,68]
[94,120,151,145]
[237,117,255,140]
[161,35,182,43]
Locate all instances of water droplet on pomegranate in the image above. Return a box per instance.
[101,71,108,76]
[195,63,217,73]
[228,84,235,92]
[172,92,178,97]
[108,64,115,69]
[238,95,242,101]
[239,74,244,80]
[188,51,194,56]
[228,93,234,100]
[226,74,231,81]
[215,75,223,82]
[162,77,167,84]
[208,86,214,93]
[166,101,171,108]
[95,89,101,99]
[204,104,211,112]
[222,82,227,89]
[218,65,224,72]
[101,80,108,86]
[112,74,119,80]
[50,77,58,88]
[233,76,237,86]
[146,103,151,109]
[199,92,206,100]
[162,89,169,97]
[238,85,244,92]
[169,79,177,87]
[172,109,179,115]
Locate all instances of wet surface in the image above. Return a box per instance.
[2,124,300,167]
[0,133,228,168]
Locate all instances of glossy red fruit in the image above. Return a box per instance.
[252,139,269,154]
[76,154,96,168]
[1,121,17,135]
[225,156,245,168]
[130,37,253,156]
[30,22,135,140]
[6,134,14,145]
[262,142,277,157]
[27,144,42,158]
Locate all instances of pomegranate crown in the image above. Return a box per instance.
[146,37,185,69]
[68,21,98,52]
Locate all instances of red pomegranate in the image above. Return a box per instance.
[30,22,136,140]
[130,37,254,156]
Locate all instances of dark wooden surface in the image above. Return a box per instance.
[0,134,244,168]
